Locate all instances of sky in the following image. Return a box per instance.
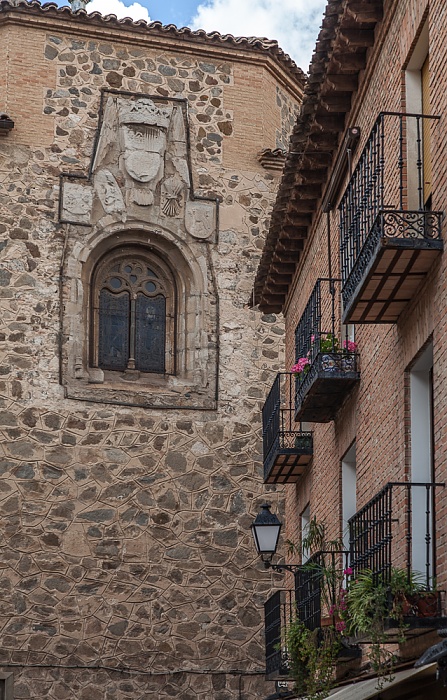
[62,0,327,71]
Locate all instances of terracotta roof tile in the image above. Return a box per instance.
[0,0,306,84]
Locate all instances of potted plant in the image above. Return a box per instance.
[285,616,340,700]
[344,569,395,689]
[389,568,438,619]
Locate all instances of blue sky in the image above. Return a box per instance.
[56,0,327,70]
[148,0,199,26]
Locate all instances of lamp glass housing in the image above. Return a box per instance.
[251,503,282,558]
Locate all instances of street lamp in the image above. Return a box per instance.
[251,503,301,582]
[251,503,282,563]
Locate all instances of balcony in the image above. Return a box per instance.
[264,552,359,680]
[340,112,443,324]
[348,481,447,640]
[262,373,313,484]
[294,278,360,423]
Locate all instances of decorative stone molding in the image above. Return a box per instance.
[257,148,287,171]
[60,91,219,409]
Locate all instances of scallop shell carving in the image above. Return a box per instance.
[162,176,183,217]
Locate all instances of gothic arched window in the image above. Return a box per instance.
[91,249,175,375]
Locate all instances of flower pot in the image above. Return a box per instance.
[320,615,342,628]
[414,592,439,618]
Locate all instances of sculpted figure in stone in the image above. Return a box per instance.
[95,169,125,215]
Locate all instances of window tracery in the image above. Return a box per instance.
[91,249,175,376]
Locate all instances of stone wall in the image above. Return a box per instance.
[0,4,303,698]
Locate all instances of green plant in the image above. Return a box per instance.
[319,333,340,353]
[345,570,395,689]
[390,567,425,596]
[285,617,340,700]
[287,518,345,616]
[301,516,343,557]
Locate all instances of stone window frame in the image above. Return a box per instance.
[90,246,176,376]
[62,223,218,410]
[0,672,13,700]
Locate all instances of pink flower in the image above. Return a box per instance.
[290,357,310,374]
[343,567,353,575]
[335,620,346,633]
[311,335,315,343]
[343,340,358,352]
[328,605,335,616]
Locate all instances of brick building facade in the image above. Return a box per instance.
[0,2,304,698]
[255,0,447,697]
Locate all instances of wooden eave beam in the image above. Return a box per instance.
[264,282,290,295]
[298,168,329,183]
[276,239,304,251]
[280,223,309,239]
[287,200,317,214]
[314,113,346,132]
[269,273,294,286]
[293,183,323,198]
[338,28,375,47]
[299,152,333,167]
[346,1,383,24]
[308,132,339,149]
[271,262,297,274]
[271,254,298,266]
[281,214,312,227]
[259,302,282,313]
[320,92,352,113]
[330,52,367,70]
[324,73,358,91]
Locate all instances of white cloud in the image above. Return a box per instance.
[87,0,150,22]
[191,0,326,71]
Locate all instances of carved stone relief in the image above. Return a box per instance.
[185,200,216,239]
[60,181,92,224]
[59,92,217,241]
[95,169,125,215]
[59,92,219,410]
[161,175,184,218]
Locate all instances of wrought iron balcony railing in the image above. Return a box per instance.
[295,550,347,631]
[262,373,313,484]
[340,112,443,324]
[264,551,357,678]
[264,589,294,678]
[348,481,446,634]
[294,278,360,422]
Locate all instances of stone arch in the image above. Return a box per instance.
[62,223,218,410]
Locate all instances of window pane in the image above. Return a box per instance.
[135,294,166,373]
[98,289,130,371]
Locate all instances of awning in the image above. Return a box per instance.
[325,663,437,700]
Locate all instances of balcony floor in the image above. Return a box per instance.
[352,615,447,645]
[264,448,313,484]
[343,234,443,324]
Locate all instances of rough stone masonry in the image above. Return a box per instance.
[0,1,304,698]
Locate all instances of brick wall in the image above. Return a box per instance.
[281,0,447,589]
